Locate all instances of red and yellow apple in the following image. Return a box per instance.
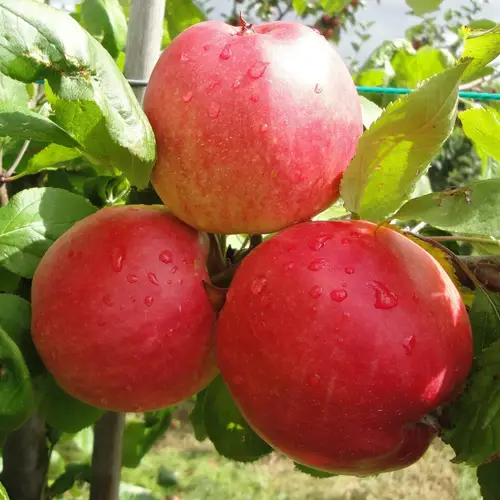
[31,205,217,412]
[144,20,362,234]
[216,220,472,474]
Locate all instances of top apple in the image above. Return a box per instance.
[144,20,362,234]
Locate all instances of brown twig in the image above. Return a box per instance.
[430,235,500,247]
[0,150,7,207]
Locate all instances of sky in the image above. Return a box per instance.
[53,0,500,63]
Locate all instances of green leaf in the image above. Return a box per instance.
[359,96,383,129]
[444,339,500,466]
[459,24,500,82]
[0,267,20,293]
[460,108,500,164]
[122,409,172,469]
[405,0,443,16]
[37,374,103,433]
[190,389,208,441]
[13,144,83,180]
[80,0,128,59]
[320,0,349,15]
[394,179,500,238]
[0,74,30,107]
[341,63,468,221]
[477,461,500,500]
[292,0,307,16]
[165,0,206,39]
[0,187,97,279]
[0,326,35,435]
[0,0,156,188]
[469,288,500,354]
[357,69,390,88]
[48,463,91,497]
[294,462,335,478]
[0,483,9,500]
[0,294,42,373]
[204,375,272,462]
[391,46,454,88]
[0,103,79,148]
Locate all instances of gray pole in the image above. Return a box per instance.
[124,0,166,104]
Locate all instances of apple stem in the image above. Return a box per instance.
[237,12,256,35]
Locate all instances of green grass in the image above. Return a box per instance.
[118,422,482,500]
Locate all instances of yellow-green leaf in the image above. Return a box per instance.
[460,108,500,164]
[341,63,468,221]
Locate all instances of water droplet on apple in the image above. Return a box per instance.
[144,296,154,307]
[314,83,323,94]
[103,294,113,307]
[412,293,419,302]
[203,44,210,52]
[308,234,333,251]
[206,80,220,94]
[183,91,193,103]
[127,274,138,284]
[208,102,220,118]
[148,272,160,286]
[159,250,173,264]
[341,281,347,288]
[232,79,241,89]
[97,319,106,326]
[171,266,178,274]
[342,311,351,320]
[167,279,172,285]
[248,61,269,79]
[234,375,243,385]
[68,250,75,258]
[250,94,259,103]
[308,259,328,271]
[341,238,351,244]
[330,289,348,302]
[309,286,323,299]
[345,267,354,275]
[284,261,294,271]
[260,294,272,308]
[308,373,321,386]
[367,281,398,310]
[111,248,124,272]
[180,52,189,62]
[403,335,416,355]
[311,28,320,34]
[130,296,137,303]
[260,123,268,132]
[251,276,268,295]
[220,44,232,60]
[291,170,302,182]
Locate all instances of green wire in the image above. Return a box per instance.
[356,86,500,101]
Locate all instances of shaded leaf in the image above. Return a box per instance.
[190,389,208,441]
[470,288,500,354]
[0,0,155,188]
[0,268,20,293]
[460,108,500,164]
[444,339,500,466]
[0,326,35,434]
[477,461,500,500]
[165,0,206,39]
[294,462,335,478]
[80,0,128,58]
[0,187,97,278]
[394,179,500,238]
[459,24,500,82]
[37,374,103,433]
[341,63,467,221]
[0,104,79,148]
[0,294,42,373]
[48,463,91,497]
[204,375,272,462]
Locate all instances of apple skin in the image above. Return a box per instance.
[144,20,362,234]
[31,205,217,412]
[216,220,473,474]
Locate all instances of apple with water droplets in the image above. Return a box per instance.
[216,220,472,474]
[144,19,362,234]
[31,205,217,412]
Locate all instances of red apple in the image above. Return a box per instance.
[216,220,472,474]
[31,206,217,412]
[144,20,362,234]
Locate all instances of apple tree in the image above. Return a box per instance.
[0,0,499,499]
